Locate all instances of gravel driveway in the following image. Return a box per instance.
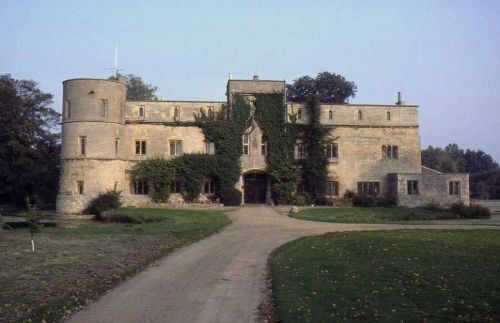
[67,206,499,323]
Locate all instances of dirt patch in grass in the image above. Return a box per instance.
[0,208,229,322]
[270,230,500,322]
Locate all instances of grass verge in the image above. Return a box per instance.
[271,230,500,322]
[291,207,460,223]
[0,208,229,322]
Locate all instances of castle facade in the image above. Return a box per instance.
[56,76,469,214]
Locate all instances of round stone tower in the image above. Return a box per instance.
[56,78,127,214]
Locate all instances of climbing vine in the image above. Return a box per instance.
[254,93,302,204]
[132,96,251,204]
[300,96,329,203]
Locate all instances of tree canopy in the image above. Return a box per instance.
[422,144,500,199]
[0,74,60,207]
[124,74,158,101]
[286,71,357,103]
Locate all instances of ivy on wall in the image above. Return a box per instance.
[131,96,251,203]
[300,96,329,203]
[254,93,302,204]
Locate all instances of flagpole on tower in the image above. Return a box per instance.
[114,45,118,78]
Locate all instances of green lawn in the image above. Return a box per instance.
[271,230,500,322]
[292,207,459,223]
[0,208,229,322]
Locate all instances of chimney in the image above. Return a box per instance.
[395,91,404,105]
[228,72,232,80]
[253,75,260,80]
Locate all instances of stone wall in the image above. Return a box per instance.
[388,172,470,207]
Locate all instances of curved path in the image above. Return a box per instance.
[68,206,498,323]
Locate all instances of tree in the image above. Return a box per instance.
[422,144,500,199]
[125,74,158,101]
[0,74,60,207]
[286,71,357,103]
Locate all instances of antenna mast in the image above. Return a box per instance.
[114,45,118,78]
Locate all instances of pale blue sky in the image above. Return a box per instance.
[1,0,499,161]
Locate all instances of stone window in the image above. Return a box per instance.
[76,181,84,194]
[386,111,391,121]
[101,100,108,118]
[139,106,145,118]
[79,136,87,155]
[357,182,380,196]
[295,142,306,159]
[205,141,215,155]
[326,143,338,158]
[357,110,363,120]
[135,140,147,155]
[449,181,461,195]
[133,179,149,195]
[328,109,333,120]
[407,180,419,195]
[170,140,183,156]
[243,135,250,155]
[115,138,119,156]
[261,134,267,155]
[64,100,71,119]
[173,107,180,121]
[297,108,302,120]
[382,145,399,159]
[171,180,183,193]
[203,179,215,194]
[326,181,339,196]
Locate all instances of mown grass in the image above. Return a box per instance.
[271,230,500,322]
[292,207,459,223]
[0,208,229,322]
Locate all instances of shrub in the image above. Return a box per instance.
[99,210,164,224]
[86,190,123,219]
[425,201,443,211]
[352,195,394,207]
[450,202,490,219]
[0,219,11,230]
[219,186,242,206]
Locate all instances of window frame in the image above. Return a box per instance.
[261,134,267,156]
[135,140,147,155]
[76,181,84,194]
[325,181,339,196]
[169,140,183,157]
[295,142,306,159]
[449,181,461,196]
[243,134,250,155]
[79,136,87,156]
[133,179,149,195]
[101,99,108,118]
[407,180,419,195]
[326,142,338,159]
[139,106,145,118]
[357,181,380,197]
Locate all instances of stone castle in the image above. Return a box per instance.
[56,75,469,214]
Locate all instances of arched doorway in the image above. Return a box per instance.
[243,172,267,204]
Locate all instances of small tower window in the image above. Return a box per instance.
[328,109,333,120]
[139,106,145,118]
[242,135,250,155]
[261,134,267,155]
[173,107,180,121]
[115,138,119,156]
[386,111,391,121]
[101,100,108,118]
[79,136,87,155]
[357,110,363,120]
[65,100,71,119]
[76,181,84,194]
[297,108,302,120]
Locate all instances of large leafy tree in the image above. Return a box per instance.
[0,74,60,207]
[125,74,158,101]
[422,144,500,199]
[286,71,357,103]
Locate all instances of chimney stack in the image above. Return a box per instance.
[253,75,260,80]
[228,72,232,80]
[396,91,404,105]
